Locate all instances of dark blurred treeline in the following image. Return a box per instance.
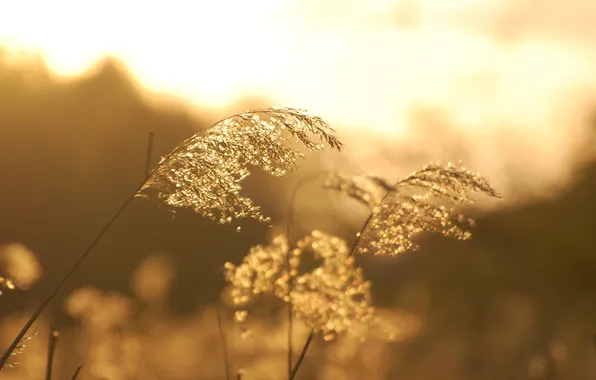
[3,50,596,378]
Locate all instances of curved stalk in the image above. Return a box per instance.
[289,188,393,380]
[285,172,323,380]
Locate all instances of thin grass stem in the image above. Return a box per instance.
[216,303,231,380]
[0,190,139,370]
[69,365,83,380]
[145,130,156,177]
[0,130,168,369]
[289,330,314,380]
[285,172,325,379]
[45,329,58,380]
[289,187,392,379]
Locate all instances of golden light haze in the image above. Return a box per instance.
[2,0,596,199]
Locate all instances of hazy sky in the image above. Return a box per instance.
[1,0,596,200]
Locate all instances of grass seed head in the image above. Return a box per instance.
[139,107,342,224]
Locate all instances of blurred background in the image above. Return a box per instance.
[1,0,596,379]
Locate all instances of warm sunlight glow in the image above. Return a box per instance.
[2,0,595,133]
[0,0,289,106]
[2,0,596,197]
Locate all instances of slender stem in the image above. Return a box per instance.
[0,190,139,369]
[45,329,58,380]
[289,186,393,379]
[286,181,300,379]
[216,304,231,380]
[289,330,314,380]
[285,173,323,380]
[70,365,83,380]
[0,130,167,370]
[287,300,293,380]
[349,212,374,255]
[145,130,156,177]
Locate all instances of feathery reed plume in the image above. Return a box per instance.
[322,162,500,256]
[291,231,373,340]
[138,107,342,223]
[0,107,341,370]
[224,235,290,306]
[223,231,373,339]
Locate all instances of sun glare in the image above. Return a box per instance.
[0,0,289,106]
[1,0,593,131]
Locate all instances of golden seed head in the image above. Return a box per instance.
[138,107,342,224]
